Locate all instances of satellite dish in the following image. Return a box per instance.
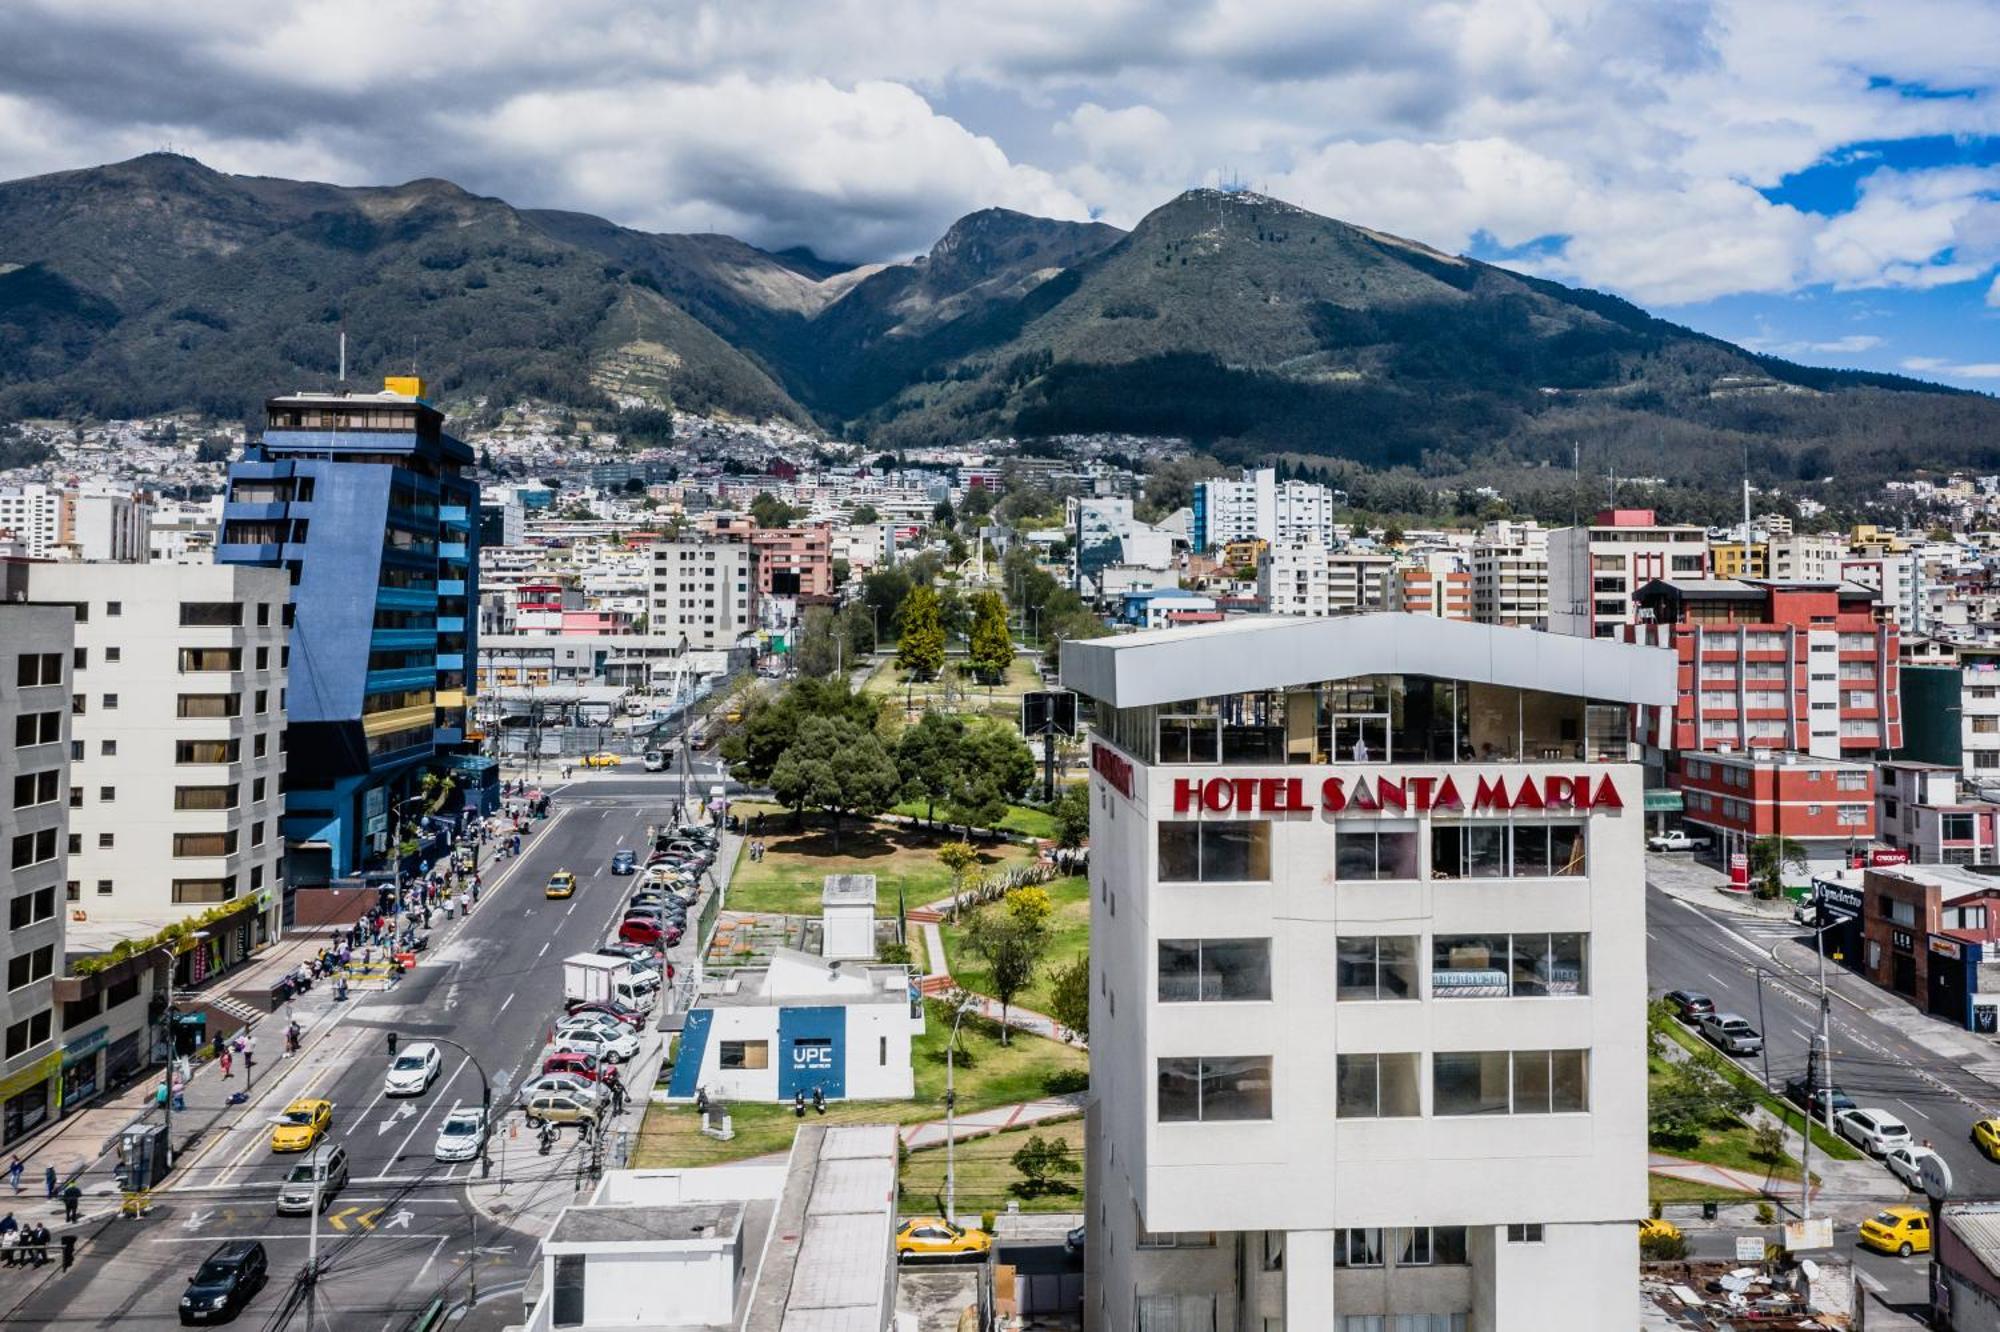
[1921,1151,1955,1203]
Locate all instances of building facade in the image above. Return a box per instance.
[1876,761,2000,866]
[1389,566,1474,620]
[749,524,834,599]
[0,605,72,1146]
[1674,750,1875,876]
[1548,509,1706,638]
[648,540,758,650]
[1064,614,1672,1332]
[1327,552,1394,615]
[1469,521,1549,630]
[217,377,481,880]
[1193,468,1338,553]
[1259,541,1331,617]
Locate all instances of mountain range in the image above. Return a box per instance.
[2,152,1997,496]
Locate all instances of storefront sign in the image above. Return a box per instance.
[1932,936,1964,961]
[1871,848,1910,867]
[1091,744,1135,799]
[1893,929,1915,952]
[1814,878,1863,919]
[1170,771,1624,817]
[61,1027,107,1067]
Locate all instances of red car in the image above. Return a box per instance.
[618,917,681,948]
[564,999,645,1027]
[542,1051,602,1082]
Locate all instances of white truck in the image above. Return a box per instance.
[563,953,658,1013]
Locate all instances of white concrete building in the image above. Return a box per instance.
[0,485,60,559]
[1548,509,1707,638]
[648,540,758,650]
[1470,521,1550,630]
[1327,551,1395,615]
[0,483,152,562]
[1768,533,1846,583]
[1259,540,1332,617]
[1063,614,1673,1332]
[0,605,72,1147]
[24,564,290,945]
[1196,468,1339,552]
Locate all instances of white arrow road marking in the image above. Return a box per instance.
[377,1103,418,1135]
[183,1208,212,1231]
[385,1208,415,1230]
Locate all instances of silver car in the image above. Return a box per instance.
[276,1145,349,1214]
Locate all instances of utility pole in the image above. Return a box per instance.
[945,1000,974,1225]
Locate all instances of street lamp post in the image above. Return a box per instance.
[944,998,977,1225]
[1798,913,1845,1222]
[391,1034,491,1305]
[154,930,209,1172]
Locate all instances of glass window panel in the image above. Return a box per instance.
[1433,1051,1511,1115]
[1377,831,1419,880]
[1432,936,1511,998]
[1512,825,1552,877]
[1335,1053,1378,1117]
[1399,1228,1432,1265]
[1550,825,1587,876]
[1202,939,1272,1001]
[1158,824,1200,882]
[1336,937,1379,1001]
[1509,935,1552,997]
[1378,936,1420,1000]
[1512,1049,1553,1114]
[1548,934,1587,997]
[1158,941,1202,1002]
[1200,1056,1273,1121]
[1552,1050,1589,1112]
[1202,823,1270,881]
[1466,826,1507,877]
[1431,826,1466,879]
[1434,1226,1468,1264]
[1157,1058,1202,1122]
[1335,834,1377,882]
[1378,1053,1420,1116]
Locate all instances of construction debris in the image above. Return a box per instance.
[1641,1257,1852,1329]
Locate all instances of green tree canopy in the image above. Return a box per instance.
[895,711,968,826]
[1047,952,1090,1042]
[897,583,947,680]
[964,902,1053,1044]
[750,491,799,528]
[720,677,878,786]
[1051,783,1090,849]
[967,589,1013,683]
[768,715,901,849]
[850,503,881,525]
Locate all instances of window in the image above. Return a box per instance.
[253,733,266,758]
[7,944,54,990]
[3,1011,51,1059]
[11,770,57,809]
[173,832,238,858]
[99,740,115,756]
[175,739,239,765]
[101,694,117,710]
[105,646,119,662]
[171,877,236,904]
[176,694,240,719]
[1157,822,1271,882]
[9,828,56,870]
[173,785,237,811]
[63,882,76,903]
[1336,936,1419,1000]
[14,653,62,687]
[8,887,55,930]
[70,694,84,715]
[70,741,82,762]
[255,646,269,670]
[1157,939,1272,1002]
[13,711,60,747]
[98,786,114,803]
[95,880,112,896]
[1335,827,1420,880]
[1334,1229,1384,1267]
[251,821,265,847]
[717,1040,769,1069]
[255,689,268,714]
[1433,934,1587,997]
[178,647,241,673]
[1434,1050,1588,1115]
[1432,824,1586,878]
[1335,1053,1420,1118]
[96,833,113,849]
[65,834,79,854]
[1506,1224,1544,1243]
[1156,1056,1273,1122]
[253,778,266,802]
[179,602,243,627]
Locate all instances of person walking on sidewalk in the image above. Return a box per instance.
[60,1182,79,1224]
[219,1047,232,1079]
[7,1157,22,1193]
[42,1164,54,1199]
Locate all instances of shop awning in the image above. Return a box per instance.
[1644,789,1684,814]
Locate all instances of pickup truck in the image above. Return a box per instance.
[1647,830,1712,852]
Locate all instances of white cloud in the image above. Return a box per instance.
[1742,333,1883,355]
[1903,355,2000,378]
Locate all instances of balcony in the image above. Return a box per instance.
[438,579,466,598]
[366,666,437,692]
[370,628,436,651]
[375,586,437,611]
[436,616,464,635]
[439,542,468,562]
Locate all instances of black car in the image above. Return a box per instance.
[1782,1074,1857,1120]
[610,850,637,875]
[1664,990,1715,1022]
[180,1240,268,1324]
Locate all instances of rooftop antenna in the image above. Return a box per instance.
[338,329,347,384]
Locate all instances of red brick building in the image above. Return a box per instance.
[748,524,834,598]
[1676,749,1876,876]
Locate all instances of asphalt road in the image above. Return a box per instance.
[7,789,699,1332]
[1645,878,2000,1312]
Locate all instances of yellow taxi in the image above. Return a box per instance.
[270,1098,332,1153]
[545,870,577,900]
[894,1217,993,1261]
[583,752,623,769]
[1858,1206,1933,1257]
[1638,1217,1682,1243]
[1974,1117,2000,1161]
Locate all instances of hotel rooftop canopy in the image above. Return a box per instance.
[1061,613,1676,711]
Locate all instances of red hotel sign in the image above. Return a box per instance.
[1091,743,1135,798]
[1170,771,1623,817]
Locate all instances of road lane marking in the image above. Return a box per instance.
[498,992,514,1014]
[151,1232,451,1244]
[538,942,549,957]
[389,1059,471,1163]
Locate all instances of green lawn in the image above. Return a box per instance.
[1649,1175,1763,1205]
[869,654,1046,724]
[632,1001,1088,1166]
[1648,1051,1805,1185]
[724,812,1036,915]
[1653,1013,1860,1161]
[900,1117,1086,1216]
[888,801,1058,840]
[941,875,1088,1017]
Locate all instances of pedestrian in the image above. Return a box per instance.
[42,1165,54,1199]
[5,1158,19,1193]
[219,1048,232,1079]
[60,1182,79,1224]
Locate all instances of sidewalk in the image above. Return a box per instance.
[913,897,1086,1050]
[900,1093,1086,1152]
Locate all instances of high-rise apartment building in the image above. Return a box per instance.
[749,524,834,600]
[1768,533,1846,582]
[217,376,481,880]
[1389,566,1474,620]
[23,564,289,947]
[1548,509,1707,638]
[1194,468,1338,552]
[1064,614,1671,1332]
[0,483,152,562]
[1469,521,1549,630]
[649,541,759,650]
[1258,541,1331,617]
[0,606,72,1146]
[1327,551,1394,614]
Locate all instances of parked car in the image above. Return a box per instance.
[556,1013,632,1042]
[563,998,646,1027]
[268,1098,332,1153]
[552,1026,639,1064]
[179,1239,270,1324]
[1664,990,1715,1022]
[610,850,637,875]
[597,942,664,971]
[1858,1206,1932,1257]
[519,1072,602,1105]
[1782,1074,1856,1120]
[541,1051,605,1082]
[433,1107,488,1163]
[1647,831,1712,852]
[1837,1108,1914,1156]
[275,1145,350,1216]
[642,751,666,773]
[523,1089,601,1127]
[545,870,578,900]
[894,1217,992,1261]
[618,917,681,949]
[1695,1013,1764,1056]
[1885,1144,1943,1190]
[384,1042,443,1096]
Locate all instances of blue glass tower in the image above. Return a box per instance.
[217,377,485,881]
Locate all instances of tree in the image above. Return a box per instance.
[767,716,901,848]
[1047,952,1090,1041]
[863,566,915,642]
[1005,885,1054,932]
[948,721,1035,835]
[898,583,947,680]
[932,498,956,527]
[721,677,878,786]
[1010,1133,1080,1198]
[897,712,968,825]
[1041,607,1110,670]
[791,606,845,679]
[964,902,1052,1043]
[967,589,1013,683]
[1647,1050,1752,1146]
[1748,836,1808,900]
[750,491,798,529]
[936,838,980,899]
[1051,783,1090,849]
[851,503,881,525]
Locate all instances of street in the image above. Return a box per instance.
[1,777,724,1331]
[1646,875,2000,1315]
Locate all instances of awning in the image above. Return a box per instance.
[1644,789,1684,814]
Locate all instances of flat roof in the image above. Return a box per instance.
[548,1201,743,1247]
[1946,1202,2000,1279]
[742,1124,897,1332]
[821,874,877,907]
[1060,613,1675,711]
[1870,863,2000,899]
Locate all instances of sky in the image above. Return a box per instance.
[2,0,1998,387]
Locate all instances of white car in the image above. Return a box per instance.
[552,1027,639,1064]
[1836,1107,1913,1156]
[1885,1143,1943,1190]
[384,1042,443,1096]
[518,1073,602,1105]
[557,1013,630,1042]
[433,1106,487,1162]
[1647,830,1711,852]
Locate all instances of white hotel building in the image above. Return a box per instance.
[1062,615,1673,1332]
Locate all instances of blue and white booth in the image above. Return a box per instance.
[668,949,923,1103]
